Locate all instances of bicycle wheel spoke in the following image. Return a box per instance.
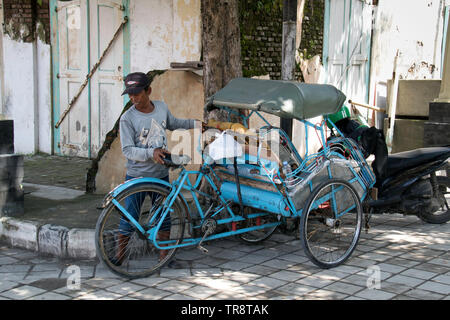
[96,184,186,279]
[300,179,362,268]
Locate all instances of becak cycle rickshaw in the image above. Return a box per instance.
[96,77,376,278]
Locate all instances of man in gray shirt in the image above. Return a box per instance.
[113,72,200,267]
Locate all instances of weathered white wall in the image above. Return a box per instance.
[0,5,4,117]
[1,35,51,155]
[369,0,447,108]
[2,36,36,154]
[37,38,52,155]
[129,0,201,72]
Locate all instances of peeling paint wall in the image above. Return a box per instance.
[1,35,51,155]
[37,38,52,155]
[369,0,448,108]
[1,0,51,155]
[2,0,50,44]
[129,0,201,72]
[2,36,36,154]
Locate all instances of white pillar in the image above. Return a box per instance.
[3,35,38,154]
[0,1,5,117]
[435,20,450,102]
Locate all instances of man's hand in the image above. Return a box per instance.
[153,148,170,165]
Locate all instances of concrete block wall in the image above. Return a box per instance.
[386,80,441,152]
[424,102,450,147]
[384,118,425,153]
[387,80,441,117]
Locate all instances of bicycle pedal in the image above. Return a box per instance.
[198,244,209,254]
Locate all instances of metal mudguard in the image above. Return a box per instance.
[100,177,191,217]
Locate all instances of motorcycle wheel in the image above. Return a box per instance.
[418,176,450,224]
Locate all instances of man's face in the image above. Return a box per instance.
[128,87,150,107]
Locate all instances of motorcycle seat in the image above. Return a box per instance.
[386,146,450,177]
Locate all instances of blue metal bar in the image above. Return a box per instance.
[151,221,281,250]
[111,199,146,235]
[335,203,357,219]
[148,173,189,246]
[254,110,272,127]
[50,0,61,155]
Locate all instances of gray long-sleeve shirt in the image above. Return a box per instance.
[119,100,195,178]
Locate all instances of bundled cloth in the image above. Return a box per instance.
[334,117,388,187]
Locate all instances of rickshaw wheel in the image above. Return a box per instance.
[95,184,186,279]
[300,179,362,269]
[236,207,279,244]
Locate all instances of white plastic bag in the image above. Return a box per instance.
[208,132,243,161]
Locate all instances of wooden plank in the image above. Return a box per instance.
[386,50,401,153]
[170,61,204,69]
[348,99,385,113]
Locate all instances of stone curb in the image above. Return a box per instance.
[0,217,96,259]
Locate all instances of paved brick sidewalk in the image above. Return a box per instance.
[0,214,449,300]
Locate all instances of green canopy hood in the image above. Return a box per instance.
[206,77,346,121]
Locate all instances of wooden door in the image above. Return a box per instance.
[325,0,372,103]
[54,0,127,158]
[89,0,125,157]
[56,0,90,157]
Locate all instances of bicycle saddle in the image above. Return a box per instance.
[163,154,191,167]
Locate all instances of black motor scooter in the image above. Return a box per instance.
[327,116,449,225]
[367,146,450,224]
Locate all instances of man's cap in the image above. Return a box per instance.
[121,72,150,96]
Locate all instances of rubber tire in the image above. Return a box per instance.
[237,207,279,244]
[95,183,186,279]
[417,176,450,224]
[300,179,362,269]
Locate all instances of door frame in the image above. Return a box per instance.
[323,0,373,103]
[50,0,130,157]
[442,5,449,78]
